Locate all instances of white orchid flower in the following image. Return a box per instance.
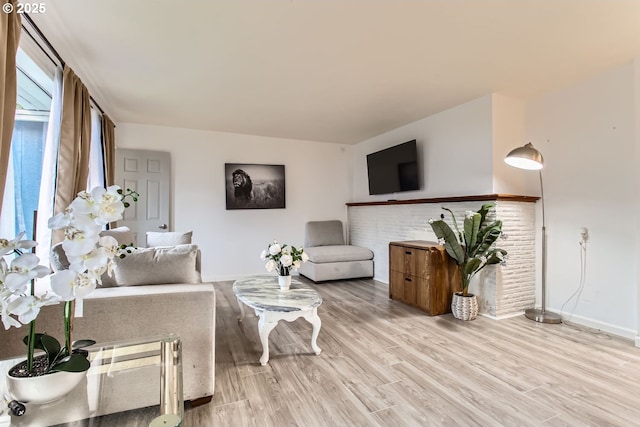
[68,235,119,274]
[0,232,37,257]
[50,270,97,301]
[301,251,309,263]
[61,216,101,257]
[268,243,281,256]
[265,260,277,272]
[6,294,58,325]
[4,254,50,292]
[48,211,71,230]
[92,186,125,225]
[0,257,8,282]
[293,260,301,270]
[438,238,446,245]
[259,249,268,260]
[1,301,21,329]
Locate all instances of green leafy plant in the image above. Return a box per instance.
[19,334,96,375]
[429,203,507,297]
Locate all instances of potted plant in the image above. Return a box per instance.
[260,240,309,290]
[0,186,135,404]
[429,203,507,320]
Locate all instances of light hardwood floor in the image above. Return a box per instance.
[185,277,640,427]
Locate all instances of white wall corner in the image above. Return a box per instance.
[491,94,535,196]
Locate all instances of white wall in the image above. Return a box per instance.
[115,124,351,281]
[491,94,538,197]
[525,63,638,337]
[350,95,494,202]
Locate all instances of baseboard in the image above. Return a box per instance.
[560,311,637,341]
[202,272,305,283]
[480,311,525,320]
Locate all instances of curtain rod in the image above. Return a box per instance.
[22,13,109,118]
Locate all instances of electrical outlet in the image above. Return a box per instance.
[580,227,589,242]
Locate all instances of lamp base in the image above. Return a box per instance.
[524,308,562,324]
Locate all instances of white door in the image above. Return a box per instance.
[115,149,170,247]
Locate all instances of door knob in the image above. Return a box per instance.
[158,224,168,230]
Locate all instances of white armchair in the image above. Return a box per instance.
[298,220,374,282]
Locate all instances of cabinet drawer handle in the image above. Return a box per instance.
[405,277,412,282]
[405,251,412,255]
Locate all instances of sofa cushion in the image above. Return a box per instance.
[146,231,193,247]
[114,244,202,286]
[304,220,345,247]
[303,245,374,263]
[100,226,135,247]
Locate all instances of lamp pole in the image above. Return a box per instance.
[523,170,561,323]
[505,143,561,324]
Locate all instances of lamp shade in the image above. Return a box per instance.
[504,143,544,170]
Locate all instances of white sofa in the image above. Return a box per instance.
[0,244,216,405]
[298,220,374,282]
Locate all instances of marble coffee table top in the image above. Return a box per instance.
[232,275,322,313]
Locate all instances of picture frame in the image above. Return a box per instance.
[225,163,286,210]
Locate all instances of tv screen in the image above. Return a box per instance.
[366,140,419,195]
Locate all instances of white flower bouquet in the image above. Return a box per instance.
[260,240,309,276]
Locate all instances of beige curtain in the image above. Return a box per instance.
[102,114,115,186]
[0,2,21,212]
[53,66,91,223]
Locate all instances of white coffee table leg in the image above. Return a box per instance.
[304,307,322,355]
[237,298,246,322]
[258,313,278,365]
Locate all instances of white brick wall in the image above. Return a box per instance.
[348,200,536,317]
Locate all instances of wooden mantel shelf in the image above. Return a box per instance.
[346,194,540,207]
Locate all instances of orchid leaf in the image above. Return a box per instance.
[72,339,96,350]
[50,353,91,373]
[23,333,61,367]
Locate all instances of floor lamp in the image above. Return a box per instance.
[504,143,561,324]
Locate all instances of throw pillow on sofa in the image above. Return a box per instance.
[146,231,193,247]
[113,244,201,286]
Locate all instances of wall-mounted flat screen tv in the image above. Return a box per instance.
[366,139,419,195]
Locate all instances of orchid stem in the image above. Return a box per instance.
[64,300,73,356]
[27,279,36,372]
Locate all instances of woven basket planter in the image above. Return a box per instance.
[451,292,478,321]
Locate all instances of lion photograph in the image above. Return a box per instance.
[225,163,285,210]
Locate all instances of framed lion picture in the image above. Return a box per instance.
[225,163,286,210]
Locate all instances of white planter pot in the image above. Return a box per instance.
[6,368,86,404]
[451,292,479,321]
[278,275,291,291]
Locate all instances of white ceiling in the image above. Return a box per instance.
[30,0,640,144]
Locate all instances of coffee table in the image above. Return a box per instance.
[233,275,323,365]
[0,335,183,427]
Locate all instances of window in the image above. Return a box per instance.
[0,48,54,241]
